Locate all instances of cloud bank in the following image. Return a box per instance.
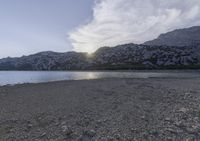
[69,0,200,53]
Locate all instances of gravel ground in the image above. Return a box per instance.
[0,78,200,141]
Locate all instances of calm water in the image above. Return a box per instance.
[0,70,200,86]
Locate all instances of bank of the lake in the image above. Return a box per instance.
[0,70,200,86]
[1,78,200,141]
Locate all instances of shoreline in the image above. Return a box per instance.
[0,76,198,87]
[1,70,200,87]
[0,69,200,72]
[1,78,200,140]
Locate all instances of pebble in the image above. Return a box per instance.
[179,108,188,113]
[166,137,173,141]
[166,128,177,134]
[27,123,33,128]
[131,128,137,132]
[114,133,121,140]
[174,121,184,127]
[84,129,96,137]
[61,125,73,136]
[165,117,171,122]
[106,136,115,141]
[185,136,196,141]
[40,132,46,138]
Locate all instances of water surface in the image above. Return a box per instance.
[0,70,200,86]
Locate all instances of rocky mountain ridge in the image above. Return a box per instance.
[144,26,200,47]
[1,26,200,70]
[0,44,200,70]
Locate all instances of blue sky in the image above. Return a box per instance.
[0,0,200,58]
[0,0,94,58]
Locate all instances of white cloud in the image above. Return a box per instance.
[69,0,200,53]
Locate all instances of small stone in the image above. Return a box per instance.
[97,120,102,124]
[166,128,177,134]
[165,117,171,122]
[61,121,67,125]
[186,127,198,134]
[141,116,145,119]
[194,116,199,120]
[103,119,108,122]
[179,108,188,113]
[85,129,96,137]
[185,136,196,141]
[27,123,33,128]
[107,136,115,141]
[167,137,173,141]
[175,121,183,127]
[150,130,159,136]
[61,125,73,136]
[131,128,137,132]
[114,133,121,140]
[40,132,46,137]
[184,92,192,98]
[55,121,59,126]
[192,125,198,130]
[9,128,15,133]
[38,116,42,120]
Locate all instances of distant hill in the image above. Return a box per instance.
[1,26,200,70]
[0,44,200,70]
[91,44,200,70]
[144,26,200,47]
[0,51,89,70]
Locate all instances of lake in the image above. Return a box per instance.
[0,70,200,86]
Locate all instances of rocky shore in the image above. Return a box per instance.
[0,78,200,141]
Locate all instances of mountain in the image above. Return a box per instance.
[0,51,89,70]
[144,26,200,47]
[91,44,200,69]
[1,26,200,70]
[0,44,200,70]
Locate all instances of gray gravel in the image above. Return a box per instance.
[0,78,200,141]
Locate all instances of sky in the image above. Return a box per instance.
[1,0,200,58]
[0,0,93,58]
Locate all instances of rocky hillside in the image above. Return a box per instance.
[0,44,200,70]
[0,51,89,70]
[1,26,200,70]
[91,44,200,69]
[144,26,200,47]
